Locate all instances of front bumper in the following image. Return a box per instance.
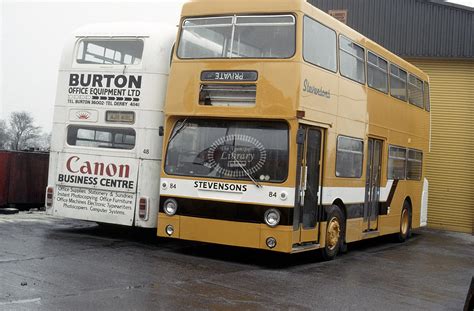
[157,213,294,253]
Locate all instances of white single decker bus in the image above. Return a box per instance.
[45,22,176,227]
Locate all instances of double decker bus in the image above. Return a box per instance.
[157,0,430,259]
[45,23,176,227]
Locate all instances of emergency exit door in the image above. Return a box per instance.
[363,138,383,231]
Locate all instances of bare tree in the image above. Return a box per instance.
[33,132,52,151]
[8,111,41,151]
[0,119,9,149]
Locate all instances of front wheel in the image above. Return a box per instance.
[321,205,344,261]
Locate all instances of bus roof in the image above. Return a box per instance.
[180,0,428,81]
[74,22,177,38]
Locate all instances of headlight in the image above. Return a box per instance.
[264,208,280,227]
[163,198,178,216]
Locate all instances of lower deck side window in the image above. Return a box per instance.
[388,145,423,180]
[407,149,423,180]
[388,146,407,179]
[336,136,363,178]
[67,125,136,150]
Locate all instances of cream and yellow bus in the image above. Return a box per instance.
[157,0,430,259]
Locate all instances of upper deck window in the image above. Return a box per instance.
[177,15,295,59]
[339,36,366,84]
[390,64,407,101]
[408,74,424,108]
[303,16,337,72]
[367,51,388,93]
[76,39,144,65]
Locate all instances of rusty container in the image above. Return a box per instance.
[0,151,49,208]
[0,152,10,206]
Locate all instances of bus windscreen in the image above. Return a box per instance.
[165,119,289,182]
[177,15,295,59]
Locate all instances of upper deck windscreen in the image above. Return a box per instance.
[76,39,144,65]
[177,15,295,59]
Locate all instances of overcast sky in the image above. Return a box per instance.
[1,0,473,132]
[0,0,185,132]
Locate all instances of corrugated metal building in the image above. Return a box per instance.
[310,0,474,234]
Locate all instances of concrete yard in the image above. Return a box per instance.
[0,211,472,310]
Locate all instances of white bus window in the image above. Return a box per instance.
[390,64,407,101]
[388,145,407,179]
[407,149,422,180]
[336,136,363,178]
[408,74,424,108]
[303,16,337,72]
[178,15,295,59]
[367,51,388,93]
[76,39,144,65]
[67,125,136,150]
[339,36,366,84]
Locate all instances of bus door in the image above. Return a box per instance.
[363,138,383,231]
[294,126,323,244]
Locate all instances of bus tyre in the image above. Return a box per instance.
[322,205,344,261]
[397,202,412,242]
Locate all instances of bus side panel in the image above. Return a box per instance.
[134,159,161,228]
[378,180,423,235]
[51,153,139,226]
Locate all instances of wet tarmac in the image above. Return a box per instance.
[0,211,472,310]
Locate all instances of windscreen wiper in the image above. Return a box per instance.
[168,118,188,144]
[232,157,262,188]
[230,135,262,188]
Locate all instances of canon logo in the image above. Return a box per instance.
[66,156,130,178]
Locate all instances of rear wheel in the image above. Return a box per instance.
[321,205,344,260]
[397,202,412,242]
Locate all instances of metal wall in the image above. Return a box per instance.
[309,0,474,58]
[407,59,474,234]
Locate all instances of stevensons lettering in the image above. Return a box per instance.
[303,79,331,99]
[194,181,248,193]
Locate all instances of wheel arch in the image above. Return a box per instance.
[331,198,347,221]
[404,196,413,229]
[404,196,413,212]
